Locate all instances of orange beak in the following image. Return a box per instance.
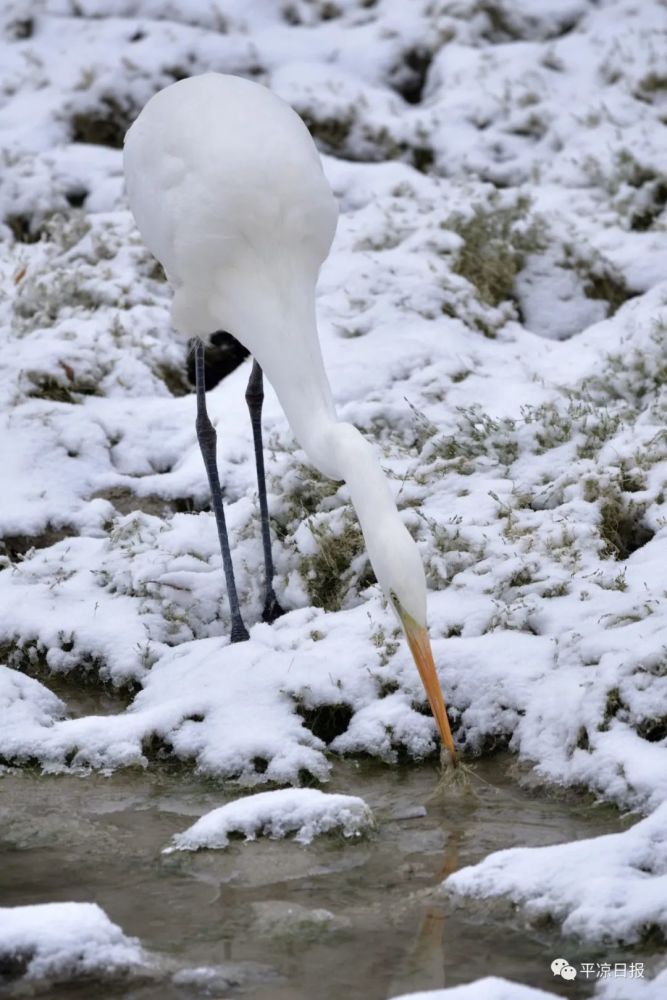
[403,616,457,767]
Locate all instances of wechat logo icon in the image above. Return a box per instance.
[552,958,577,980]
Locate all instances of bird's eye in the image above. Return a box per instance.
[389,589,399,607]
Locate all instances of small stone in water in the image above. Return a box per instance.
[388,806,428,822]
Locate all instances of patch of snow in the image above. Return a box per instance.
[596,968,667,999]
[445,801,667,943]
[0,665,66,762]
[389,977,560,1000]
[515,248,607,341]
[0,901,147,981]
[164,788,374,852]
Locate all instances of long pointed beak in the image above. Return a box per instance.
[403,617,457,767]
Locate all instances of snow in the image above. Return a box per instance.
[0,664,66,760]
[390,979,560,1000]
[391,970,667,1000]
[0,900,274,991]
[164,787,374,852]
[0,902,146,980]
[445,800,667,943]
[2,0,667,994]
[596,969,667,999]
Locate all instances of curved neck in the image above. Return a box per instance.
[240,307,418,612]
[328,423,400,531]
[305,419,417,610]
[265,344,399,530]
[221,280,340,477]
[270,353,402,540]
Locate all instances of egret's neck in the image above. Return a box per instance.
[211,266,341,478]
[311,420,425,622]
[253,313,396,527]
[230,293,340,477]
[220,290,424,621]
[327,423,400,535]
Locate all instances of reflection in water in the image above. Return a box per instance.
[387,908,446,997]
[386,800,463,996]
[0,755,641,999]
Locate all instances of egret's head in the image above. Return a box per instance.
[329,422,458,766]
[372,520,457,766]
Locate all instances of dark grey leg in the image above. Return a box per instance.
[245,360,284,624]
[195,339,249,643]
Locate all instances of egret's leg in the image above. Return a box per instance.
[245,360,285,624]
[194,339,249,643]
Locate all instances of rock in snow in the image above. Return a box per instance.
[164,788,374,852]
[0,902,146,980]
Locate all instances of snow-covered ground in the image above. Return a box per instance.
[1,0,667,994]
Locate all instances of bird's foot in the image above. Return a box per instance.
[262,591,285,624]
[230,619,250,643]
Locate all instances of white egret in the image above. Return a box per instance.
[123,72,457,764]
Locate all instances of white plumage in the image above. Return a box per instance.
[124,72,456,762]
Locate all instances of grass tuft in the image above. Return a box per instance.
[300,514,373,611]
[448,197,546,308]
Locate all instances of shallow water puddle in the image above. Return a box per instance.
[0,755,644,998]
